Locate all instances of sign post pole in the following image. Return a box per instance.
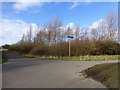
[67,36,74,58]
[69,40,71,58]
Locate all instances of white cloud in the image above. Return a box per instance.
[80,19,106,39]
[70,2,79,9]
[89,19,105,29]
[84,0,92,2]
[66,22,74,29]
[0,18,37,45]
[13,2,43,11]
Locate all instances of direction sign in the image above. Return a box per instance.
[67,36,74,38]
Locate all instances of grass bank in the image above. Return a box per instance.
[24,54,120,61]
[83,63,119,88]
[0,51,7,63]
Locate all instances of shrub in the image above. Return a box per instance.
[8,42,34,54]
[9,39,120,56]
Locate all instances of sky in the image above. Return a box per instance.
[0,2,118,46]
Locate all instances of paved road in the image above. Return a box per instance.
[2,52,119,88]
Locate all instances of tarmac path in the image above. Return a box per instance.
[2,52,119,88]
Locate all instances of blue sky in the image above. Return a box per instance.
[2,2,118,26]
[1,2,118,45]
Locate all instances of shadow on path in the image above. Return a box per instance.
[3,51,24,59]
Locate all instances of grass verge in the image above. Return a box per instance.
[83,63,119,88]
[24,54,120,61]
[0,51,7,63]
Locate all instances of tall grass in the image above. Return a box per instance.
[24,54,120,61]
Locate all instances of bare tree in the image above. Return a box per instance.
[21,34,25,42]
[66,26,73,37]
[75,25,80,39]
[106,12,118,40]
[26,25,32,42]
[44,17,63,45]
[53,17,62,43]
[91,28,98,40]
[34,27,47,45]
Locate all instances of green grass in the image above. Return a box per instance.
[24,54,120,61]
[83,63,119,88]
[0,51,7,63]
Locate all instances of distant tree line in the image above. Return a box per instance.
[8,12,120,56]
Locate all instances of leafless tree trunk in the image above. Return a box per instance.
[75,25,80,39]
[26,25,32,42]
[107,12,118,41]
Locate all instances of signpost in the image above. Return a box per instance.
[67,36,74,58]
[67,36,74,38]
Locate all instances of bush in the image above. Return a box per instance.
[90,40,120,55]
[8,42,34,54]
[30,42,69,56]
[8,39,120,56]
[30,45,48,56]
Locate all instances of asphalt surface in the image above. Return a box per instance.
[2,52,119,88]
